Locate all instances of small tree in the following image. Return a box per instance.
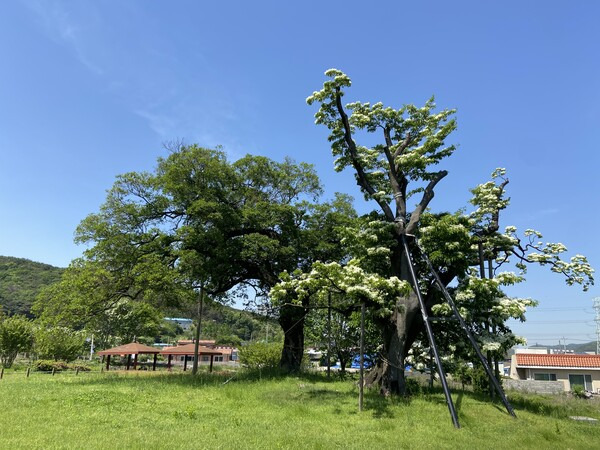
[0,315,34,368]
[35,326,85,362]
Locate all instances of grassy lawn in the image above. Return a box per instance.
[0,369,599,449]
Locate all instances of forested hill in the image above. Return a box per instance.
[0,256,64,316]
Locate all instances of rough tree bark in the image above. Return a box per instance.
[278,301,308,372]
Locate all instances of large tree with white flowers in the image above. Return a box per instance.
[280,69,595,395]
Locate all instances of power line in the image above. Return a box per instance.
[524,320,594,324]
[593,297,600,355]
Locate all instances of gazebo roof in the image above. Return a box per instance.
[97,342,161,356]
[160,343,223,356]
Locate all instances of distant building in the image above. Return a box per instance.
[510,353,600,393]
[164,317,193,330]
[167,339,238,366]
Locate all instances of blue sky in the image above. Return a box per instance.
[1,1,599,345]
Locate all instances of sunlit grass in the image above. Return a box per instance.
[0,370,598,449]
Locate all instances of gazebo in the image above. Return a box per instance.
[160,344,222,372]
[97,343,161,371]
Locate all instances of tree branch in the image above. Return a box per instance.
[334,88,395,221]
[406,171,448,234]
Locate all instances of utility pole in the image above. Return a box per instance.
[89,334,94,361]
[593,298,600,355]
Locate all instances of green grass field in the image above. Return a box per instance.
[0,370,599,449]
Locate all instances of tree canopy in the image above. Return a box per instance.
[278,69,595,395]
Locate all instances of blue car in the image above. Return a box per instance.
[350,354,375,369]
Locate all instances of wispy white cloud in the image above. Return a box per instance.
[21,0,104,75]
[20,0,253,161]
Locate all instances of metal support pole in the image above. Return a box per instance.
[359,302,365,412]
[401,235,460,428]
[327,291,332,380]
[420,247,516,418]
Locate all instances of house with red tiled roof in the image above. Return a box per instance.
[510,352,600,393]
[168,340,238,366]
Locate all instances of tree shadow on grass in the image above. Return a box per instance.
[64,367,337,390]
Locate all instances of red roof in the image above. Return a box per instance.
[97,342,161,356]
[160,343,222,356]
[516,353,600,368]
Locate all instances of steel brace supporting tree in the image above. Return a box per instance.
[401,234,517,428]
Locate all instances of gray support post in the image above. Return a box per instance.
[402,235,460,428]
[420,247,516,418]
[359,302,365,412]
[327,291,332,380]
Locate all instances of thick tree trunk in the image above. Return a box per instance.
[278,303,306,372]
[365,243,422,395]
[191,288,204,375]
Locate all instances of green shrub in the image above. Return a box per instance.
[453,363,473,388]
[572,384,586,398]
[34,360,69,372]
[70,363,92,372]
[238,342,282,370]
[404,377,422,396]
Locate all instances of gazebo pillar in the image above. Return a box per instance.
[106,355,111,371]
[152,354,157,371]
[210,355,214,373]
[126,354,131,370]
[134,354,138,370]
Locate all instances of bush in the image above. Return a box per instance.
[238,342,282,370]
[34,360,69,372]
[70,363,92,372]
[405,377,422,396]
[35,327,85,362]
[571,385,586,399]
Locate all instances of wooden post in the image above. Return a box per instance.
[209,355,214,373]
[192,286,205,376]
[76,368,80,376]
[152,354,157,371]
[106,355,111,371]
[126,354,131,371]
[26,368,30,378]
[167,354,172,370]
[183,356,188,372]
[359,302,365,412]
[1,367,4,380]
[52,368,55,376]
[133,354,138,370]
